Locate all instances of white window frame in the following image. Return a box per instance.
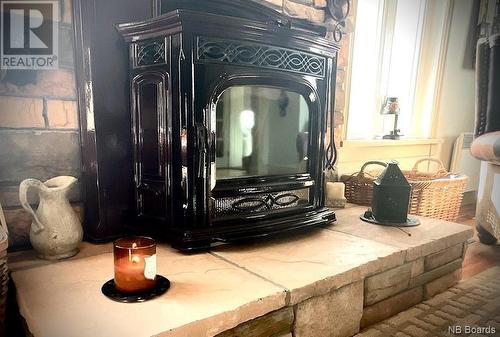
[344,0,454,140]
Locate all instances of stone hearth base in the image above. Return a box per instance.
[218,247,466,337]
[356,266,500,336]
[8,206,472,337]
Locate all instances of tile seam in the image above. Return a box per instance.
[209,251,290,304]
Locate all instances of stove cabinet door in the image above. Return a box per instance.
[131,72,170,221]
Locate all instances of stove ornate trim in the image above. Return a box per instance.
[117,0,339,250]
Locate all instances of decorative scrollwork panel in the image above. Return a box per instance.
[134,38,167,68]
[215,189,310,217]
[196,37,326,78]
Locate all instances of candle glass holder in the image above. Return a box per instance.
[113,236,157,293]
[102,236,170,303]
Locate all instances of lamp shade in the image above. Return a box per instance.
[380,97,400,115]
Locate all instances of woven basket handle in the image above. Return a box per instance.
[0,201,8,239]
[358,161,388,177]
[412,158,448,174]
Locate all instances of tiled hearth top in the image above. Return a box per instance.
[327,207,474,261]
[9,206,473,337]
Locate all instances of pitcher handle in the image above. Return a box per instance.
[19,179,45,233]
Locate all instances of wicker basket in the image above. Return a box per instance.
[0,202,8,336]
[340,161,387,206]
[404,158,468,222]
[340,158,468,222]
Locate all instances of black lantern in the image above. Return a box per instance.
[361,161,419,227]
[372,161,410,223]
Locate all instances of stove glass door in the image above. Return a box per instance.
[215,86,310,180]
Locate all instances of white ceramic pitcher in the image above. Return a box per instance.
[19,176,83,260]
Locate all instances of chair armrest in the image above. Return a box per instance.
[471,131,500,163]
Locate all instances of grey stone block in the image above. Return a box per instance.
[365,263,412,305]
[409,259,463,288]
[216,307,293,337]
[361,287,424,329]
[295,281,363,337]
[0,182,82,207]
[0,130,81,183]
[424,244,463,271]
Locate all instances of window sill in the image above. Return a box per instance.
[337,138,442,174]
[341,138,441,148]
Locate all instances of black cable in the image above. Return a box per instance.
[325,118,337,170]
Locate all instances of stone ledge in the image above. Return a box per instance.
[10,206,473,337]
[212,229,406,305]
[12,247,287,337]
[327,207,474,262]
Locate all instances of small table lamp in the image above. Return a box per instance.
[381,97,401,140]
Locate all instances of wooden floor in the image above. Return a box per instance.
[455,203,500,280]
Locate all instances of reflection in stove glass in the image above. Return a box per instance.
[215,86,310,179]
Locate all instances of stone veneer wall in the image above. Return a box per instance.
[255,0,355,184]
[215,242,468,337]
[0,0,82,249]
[0,0,354,250]
[257,0,354,148]
[361,242,467,328]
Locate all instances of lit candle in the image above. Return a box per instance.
[114,236,156,293]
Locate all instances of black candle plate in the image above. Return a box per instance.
[101,275,170,303]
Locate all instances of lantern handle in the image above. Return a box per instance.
[357,161,387,177]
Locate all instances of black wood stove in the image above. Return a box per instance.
[113,0,339,250]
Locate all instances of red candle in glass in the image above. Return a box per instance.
[114,236,156,293]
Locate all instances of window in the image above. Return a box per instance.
[346,0,452,140]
